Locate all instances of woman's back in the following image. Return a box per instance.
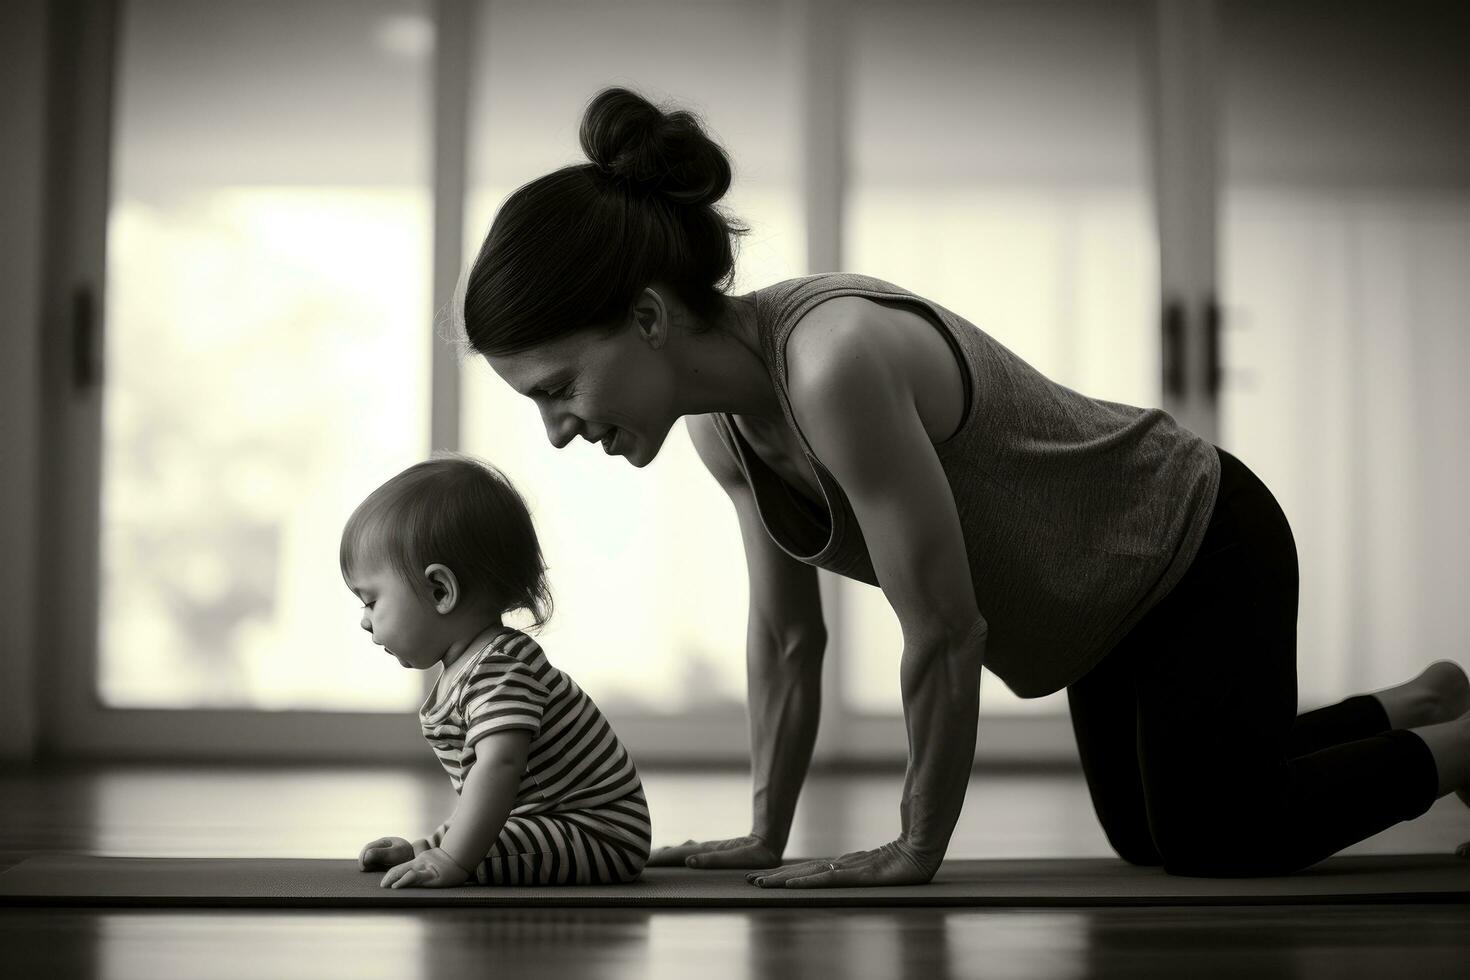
[712,272,1222,698]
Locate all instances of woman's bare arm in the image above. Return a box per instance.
[748,300,988,888]
[644,413,827,869]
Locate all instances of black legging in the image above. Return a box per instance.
[1067,444,1440,877]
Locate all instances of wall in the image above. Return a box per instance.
[0,0,49,762]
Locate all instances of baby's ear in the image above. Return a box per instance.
[424,563,460,612]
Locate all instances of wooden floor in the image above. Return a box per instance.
[3,761,1469,979]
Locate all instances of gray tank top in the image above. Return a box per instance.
[711,272,1221,697]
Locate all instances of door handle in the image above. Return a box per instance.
[72,284,103,390]
[1205,294,1222,403]
[1162,297,1185,401]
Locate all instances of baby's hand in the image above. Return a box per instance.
[380,847,472,889]
[358,836,415,871]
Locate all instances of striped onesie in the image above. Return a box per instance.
[418,625,652,884]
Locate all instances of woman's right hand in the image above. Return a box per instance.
[358,836,416,871]
[646,833,784,869]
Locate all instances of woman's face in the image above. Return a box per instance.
[485,311,678,468]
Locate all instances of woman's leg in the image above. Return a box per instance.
[1132,448,1441,877]
[1066,441,1261,867]
[1067,630,1164,866]
[1285,695,1391,758]
[1365,661,1470,729]
[1288,661,1470,758]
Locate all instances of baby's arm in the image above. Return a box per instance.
[412,820,451,856]
[435,729,534,875]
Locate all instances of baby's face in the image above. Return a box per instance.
[347,563,444,670]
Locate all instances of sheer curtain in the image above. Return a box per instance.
[98,0,434,710]
[1219,0,1470,706]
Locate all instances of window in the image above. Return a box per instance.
[1219,0,1470,706]
[99,0,435,710]
[67,0,1266,764]
[458,0,804,714]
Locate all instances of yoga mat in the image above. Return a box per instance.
[2,853,1468,907]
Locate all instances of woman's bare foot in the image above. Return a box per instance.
[1382,663,1470,856]
[1372,660,1470,729]
[1377,664,1470,854]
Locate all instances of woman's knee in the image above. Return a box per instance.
[1113,843,1164,868]
[1152,825,1305,878]
[1161,851,1306,878]
[1100,824,1163,867]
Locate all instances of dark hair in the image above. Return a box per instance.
[340,451,553,631]
[454,86,751,357]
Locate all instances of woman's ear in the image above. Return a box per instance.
[632,285,671,349]
[423,563,460,614]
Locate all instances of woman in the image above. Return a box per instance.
[453,86,1470,888]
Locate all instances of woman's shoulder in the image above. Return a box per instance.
[775,274,940,372]
[762,270,915,293]
[763,272,942,352]
[774,274,971,446]
[759,271,920,314]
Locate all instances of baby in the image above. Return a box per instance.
[340,451,652,888]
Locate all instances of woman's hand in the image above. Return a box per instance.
[380,846,472,889]
[647,833,784,869]
[358,836,415,871]
[744,838,940,888]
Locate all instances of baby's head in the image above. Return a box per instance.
[340,451,553,670]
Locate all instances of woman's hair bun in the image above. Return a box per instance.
[579,86,732,207]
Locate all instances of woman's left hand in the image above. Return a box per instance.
[380,846,472,889]
[743,838,941,888]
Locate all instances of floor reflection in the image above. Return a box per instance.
[8,903,1470,980]
[98,912,428,980]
